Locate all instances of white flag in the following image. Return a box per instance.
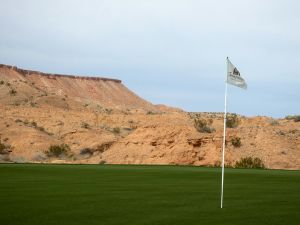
[227,57,247,89]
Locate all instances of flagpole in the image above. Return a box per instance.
[221,58,228,208]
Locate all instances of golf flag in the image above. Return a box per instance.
[227,58,247,89]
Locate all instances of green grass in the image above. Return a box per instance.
[0,164,299,225]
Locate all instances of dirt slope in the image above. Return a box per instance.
[0,64,299,169]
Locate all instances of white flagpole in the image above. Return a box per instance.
[221,57,228,208]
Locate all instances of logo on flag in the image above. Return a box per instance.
[227,58,247,89]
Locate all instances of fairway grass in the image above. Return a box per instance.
[0,164,299,225]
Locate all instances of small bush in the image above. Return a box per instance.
[270,119,279,126]
[0,141,11,154]
[105,109,113,114]
[31,121,37,127]
[37,126,45,132]
[99,160,106,164]
[9,89,17,96]
[0,80,4,85]
[226,113,239,128]
[96,142,114,153]
[46,144,70,158]
[80,148,94,155]
[285,115,300,122]
[112,127,120,134]
[147,111,155,115]
[81,122,90,129]
[235,157,265,169]
[231,137,241,148]
[194,118,215,133]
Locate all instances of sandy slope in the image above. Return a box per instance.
[0,64,299,169]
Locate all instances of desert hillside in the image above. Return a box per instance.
[0,64,299,169]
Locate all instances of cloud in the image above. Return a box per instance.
[0,0,299,117]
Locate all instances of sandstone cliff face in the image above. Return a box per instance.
[0,64,299,169]
[0,64,155,110]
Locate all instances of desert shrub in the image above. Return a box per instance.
[194,118,215,133]
[30,102,36,107]
[105,109,113,114]
[231,137,241,148]
[31,121,37,127]
[81,122,90,129]
[0,141,11,154]
[277,130,285,136]
[99,160,106,164]
[37,126,45,132]
[226,113,239,128]
[285,115,300,122]
[15,119,22,123]
[96,142,114,153]
[46,144,70,158]
[9,89,17,96]
[112,127,120,134]
[235,157,265,169]
[80,148,94,155]
[0,80,4,85]
[147,111,155,115]
[270,119,280,126]
[6,82,11,86]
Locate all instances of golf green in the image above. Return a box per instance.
[0,164,299,225]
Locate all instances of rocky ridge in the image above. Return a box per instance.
[0,64,299,169]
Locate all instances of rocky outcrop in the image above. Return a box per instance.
[0,64,299,169]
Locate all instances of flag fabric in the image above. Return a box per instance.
[227,58,247,89]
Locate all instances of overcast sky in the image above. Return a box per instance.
[1,0,299,117]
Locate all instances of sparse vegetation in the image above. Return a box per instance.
[112,127,121,134]
[80,148,94,156]
[285,115,300,122]
[226,113,239,128]
[31,121,37,127]
[9,89,17,96]
[81,122,90,129]
[37,126,45,132]
[270,119,280,126]
[231,137,241,148]
[235,157,265,169]
[0,80,4,85]
[147,111,155,115]
[105,108,113,114]
[95,142,114,153]
[46,144,70,158]
[0,140,11,154]
[194,118,215,133]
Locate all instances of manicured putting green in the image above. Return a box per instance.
[0,164,299,225]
